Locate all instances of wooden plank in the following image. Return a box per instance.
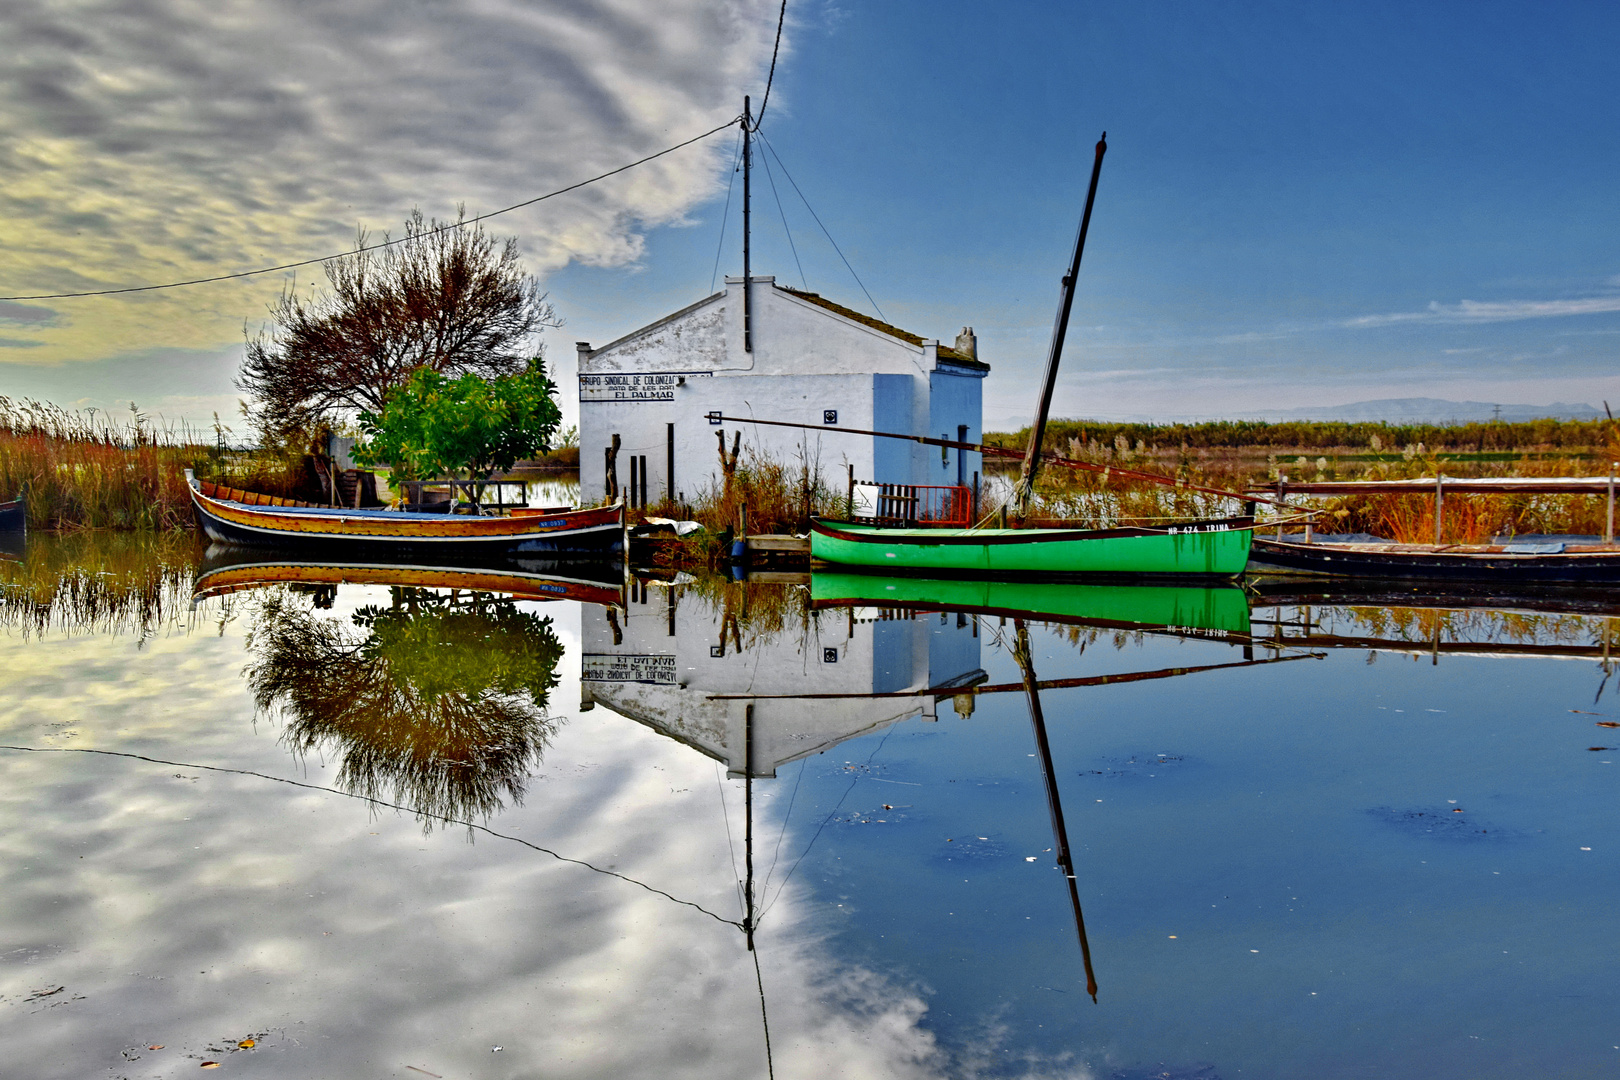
[745,534,810,554]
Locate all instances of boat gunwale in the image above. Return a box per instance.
[809,515,1255,547]
[189,480,621,542]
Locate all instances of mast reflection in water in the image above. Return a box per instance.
[245,586,565,827]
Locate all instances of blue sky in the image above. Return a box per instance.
[555,0,1620,428]
[2,1,1617,430]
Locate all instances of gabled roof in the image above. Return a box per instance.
[776,285,990,371]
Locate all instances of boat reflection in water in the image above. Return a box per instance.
[198,547,625,828]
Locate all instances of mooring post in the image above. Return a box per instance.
[1274,473,1287,539]
[1607,462,1615,545]
[1434,475,1444,546]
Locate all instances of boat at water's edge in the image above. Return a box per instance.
[809,516,1253,578]
[186,471,624,555]
[1249,535,1620,584]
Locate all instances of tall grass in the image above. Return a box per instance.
[0,398,213,530]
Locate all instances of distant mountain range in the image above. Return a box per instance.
[1261,398,1605,423]
[986,396,1609,431]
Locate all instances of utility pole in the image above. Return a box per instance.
[742,96,753,354]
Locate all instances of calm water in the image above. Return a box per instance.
[2,535,1617,1079]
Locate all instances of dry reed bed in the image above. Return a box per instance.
[0,398,214,530]
[995,437,1620,544]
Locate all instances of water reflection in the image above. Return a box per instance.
[243,586,567,828]
[8,540,1620,1077]
[0,530,202,639]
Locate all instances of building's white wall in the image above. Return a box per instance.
[577,275,984,508]
[579,373,884,508]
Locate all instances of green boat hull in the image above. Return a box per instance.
[811,573,1252,635]
[809,517,1253,578]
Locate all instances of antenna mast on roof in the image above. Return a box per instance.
[742,96,754,353]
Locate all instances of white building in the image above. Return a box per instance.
[576,275,989,511]
[579,583,986,777]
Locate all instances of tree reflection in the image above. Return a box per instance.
[246,587,564,829]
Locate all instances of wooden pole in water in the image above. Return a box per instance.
[1607,462,1615,545]
[1012,133,1108,521]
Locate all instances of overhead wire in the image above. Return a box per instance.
[757,141,808,290]
[710,126,746,295]
[2,118,740,302]
[752,0,789,131]
[755,129,886,322]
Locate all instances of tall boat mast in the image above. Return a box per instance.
[1012,133,1108,520]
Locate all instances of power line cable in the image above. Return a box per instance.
[709,126,745,295]
[756,141,807,290]
[2,119,740,302]
[752,0,789,131]
[755,129,886,322]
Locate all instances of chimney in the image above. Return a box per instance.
[953,327,977,360]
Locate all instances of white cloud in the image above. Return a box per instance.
[0,0,785,367]
[1345,295,1620,328]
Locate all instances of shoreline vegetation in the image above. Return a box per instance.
[6,397,1617,551]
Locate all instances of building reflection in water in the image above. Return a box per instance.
[245,586,566,827]
[580,579,987,778]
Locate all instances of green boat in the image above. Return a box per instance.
[808,516,1254,579]
[810,571,1252,635]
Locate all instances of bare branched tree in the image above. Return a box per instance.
[238,208,560,441]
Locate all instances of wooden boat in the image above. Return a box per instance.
[193,549,624,608]
[810,570,1251,635]
[186,470,624,555]
[1248,534,1620,584]
[810,516,1253,579]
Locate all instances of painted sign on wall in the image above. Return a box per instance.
[579,372,711,401]
[582,653,678,684]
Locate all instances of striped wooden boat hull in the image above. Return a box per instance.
[187,473,623,554]
[810,573,1251,636]
[809,516,1253,578]
[193,551,625,608]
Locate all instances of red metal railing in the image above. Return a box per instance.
[850,481,973,527]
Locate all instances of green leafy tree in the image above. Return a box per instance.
[351,360,562,492]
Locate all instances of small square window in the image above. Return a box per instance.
[823,410,838,425]
[823,647,838,663]
[707,410,723,425]
[710,645,724,657]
